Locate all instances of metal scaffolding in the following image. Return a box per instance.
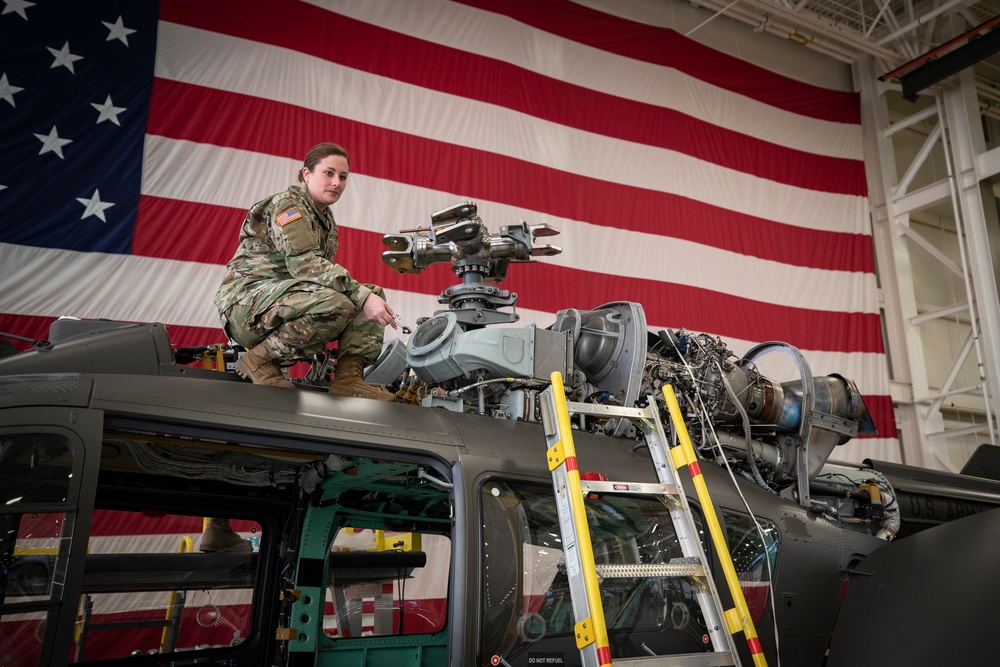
[857,57,1000,470]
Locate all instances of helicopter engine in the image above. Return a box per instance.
[373,202,877,503]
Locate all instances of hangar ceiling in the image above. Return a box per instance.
[691,0,1000,117]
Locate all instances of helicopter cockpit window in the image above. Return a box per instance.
[0,432,77,667]
[74,510,261,661]
[2,429,279,665]
[722,511,779,624]
[479,481,713,665]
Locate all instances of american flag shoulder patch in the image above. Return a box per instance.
[276,207,302,226]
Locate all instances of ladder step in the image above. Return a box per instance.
[564,401,654,419]
[611,652,736,666]
[594,558,704,580]
[580,480,679,497]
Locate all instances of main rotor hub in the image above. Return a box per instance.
[381,201,561,328]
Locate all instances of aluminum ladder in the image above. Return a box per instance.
[539,372,768,667]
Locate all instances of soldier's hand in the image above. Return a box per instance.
[363,294,398,329]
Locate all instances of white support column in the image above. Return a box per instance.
[856,57,939,467]
[856,56,1000,471]
[939,69,1000,445]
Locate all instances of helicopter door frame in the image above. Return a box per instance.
[0,405,102,667]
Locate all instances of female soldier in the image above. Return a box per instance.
[214,142,396,400]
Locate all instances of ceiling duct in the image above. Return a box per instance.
[896,17,1000,102]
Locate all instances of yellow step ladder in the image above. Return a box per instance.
[538,372,768,667]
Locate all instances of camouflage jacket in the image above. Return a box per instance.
[214,184,372,316]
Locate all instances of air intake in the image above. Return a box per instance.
[552,302,648,433]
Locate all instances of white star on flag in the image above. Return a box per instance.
[76,189,115,222]
[103,16,135,45]
[34,126,72,159]
[0,1,157,260]
[1,0,34,20]
[0,72,23,107]
[47,42,83,74]
[92,95,126,125]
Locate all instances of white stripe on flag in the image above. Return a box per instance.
[153,22,868,234]
[141,136,878,315]
[314,0,864,161]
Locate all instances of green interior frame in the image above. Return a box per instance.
[287,458,451,667]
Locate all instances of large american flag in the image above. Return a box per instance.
[0,0,897,459]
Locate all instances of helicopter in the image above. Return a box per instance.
[2,202,1000,667]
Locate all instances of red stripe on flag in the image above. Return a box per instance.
[131,203,883,354]
[0,314,53,352]
[158,0,865,195]
[164,323,229,347]
[859,394,897,438]
[343,227,885,355]
[0,314,227,351]
[144,79,873,273]
[133,195,243,265]
[456,0,862,125]
[0,312,896,438]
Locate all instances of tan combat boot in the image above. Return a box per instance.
[328,355,395,401]
[234,343,294,388]
[200,518,253,553]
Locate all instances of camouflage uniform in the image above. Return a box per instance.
[214,184,384,364]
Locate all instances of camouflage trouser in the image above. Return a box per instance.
[221,283,385,364]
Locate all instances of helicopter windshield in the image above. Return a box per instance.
[479,481,717,665]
